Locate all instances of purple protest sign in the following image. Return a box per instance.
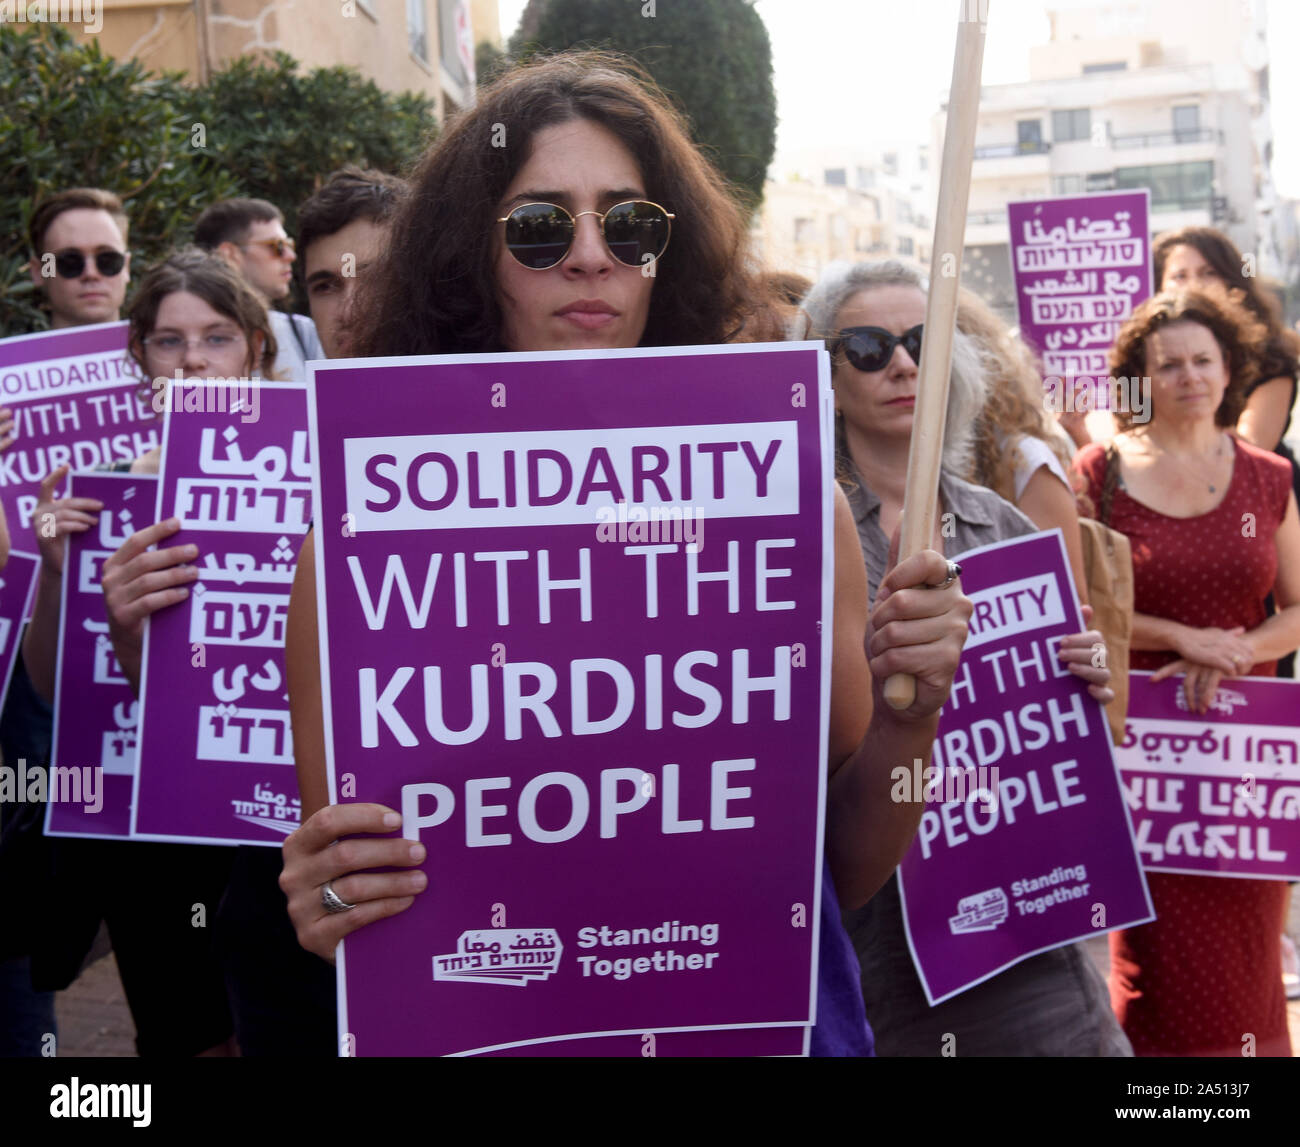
[896,531,1153,1005]
[1117,673,1300,879]
[1007,190,1151,416]
[133,381,310,845]
[310,343,832,1057]
[45,473,156,839]
[0,550,40,712]
[0,323,158,535]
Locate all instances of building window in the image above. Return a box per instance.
[855,166,875,189]
[897,236,914,257]
[408,0,430,64]
[1114,161,1213,212]
[824,168,847,187]
[1052,108,1091,142]
[1172,105,1200,142]
[1052,174,1084,195]
[1017,120,1043,148]
[794,218,816,244]
[896,200,914,225]
[1082,61,1127,74]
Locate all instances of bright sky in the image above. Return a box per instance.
[497,0,1300,197]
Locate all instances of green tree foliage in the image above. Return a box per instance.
[509,0,777,208]
[2,24,437,335]
[475,39,511,88]
[189,51,437,239]
[0,24,238,335]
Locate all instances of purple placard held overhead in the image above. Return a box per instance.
[0,323,157,534]
[0,550,40,713]
[896,531,1153,1005]
[1117,673,1300,879]
[133,381,310,845]
[1007,190,1151,417]
[46,473,157,839]
[311,343,832,1057]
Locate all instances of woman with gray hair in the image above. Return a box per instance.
[797,259,1130,1055]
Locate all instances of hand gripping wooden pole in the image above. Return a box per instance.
[883,2,988,711]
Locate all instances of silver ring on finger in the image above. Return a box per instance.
[927,559,961,590]
[321,879,356,914]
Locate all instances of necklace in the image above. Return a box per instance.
[1149,432,1229,494]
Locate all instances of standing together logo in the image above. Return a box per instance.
[433,928,564,986]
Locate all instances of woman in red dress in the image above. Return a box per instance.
[1077,288,1300,1056]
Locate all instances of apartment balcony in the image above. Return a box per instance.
[973,141,1053,159]
[972,140,1052,180]
[964,208,1010,247]
[1110,128,1221,149]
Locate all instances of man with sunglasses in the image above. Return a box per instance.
[26,188,131,330]
[194,197,323,381]
[3,188,133,1056]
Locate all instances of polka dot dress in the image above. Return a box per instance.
[1080,437,1294,1056]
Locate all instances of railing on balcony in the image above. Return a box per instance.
[966,210,1006,226]
[1111,128,1220,149]
[973,141,1052,159]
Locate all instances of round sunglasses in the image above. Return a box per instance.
[497,200,675,270]
[834,324,924,373]
[50,249,127,279]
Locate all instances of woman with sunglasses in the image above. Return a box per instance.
[798,260,1127,1056]
[278,53,972,1057]
[14,249,277,1057]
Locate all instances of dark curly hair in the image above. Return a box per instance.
[350,51,775,356]
[1108,288,1269,432]
[1152,225,1299,387]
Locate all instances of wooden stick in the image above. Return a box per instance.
[883,3,988,710]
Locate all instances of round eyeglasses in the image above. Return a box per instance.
[497,200,675,270]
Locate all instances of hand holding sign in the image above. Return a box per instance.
[281,803,428,964]
[1150,623,1256,714]
[1056,604,1115,704]
[33,465,104,577]
[101,516,199,694]
[868,541,973,723]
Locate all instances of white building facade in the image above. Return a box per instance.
[939,0,1277,320]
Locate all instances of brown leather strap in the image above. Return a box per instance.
[1099,443,1119,526]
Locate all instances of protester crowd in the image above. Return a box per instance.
[1,50,1298,1059]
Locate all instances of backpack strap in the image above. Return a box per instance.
[1099,442,1119,526]
[287,311,311,360]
